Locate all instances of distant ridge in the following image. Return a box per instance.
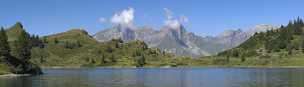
[94,24,275,57]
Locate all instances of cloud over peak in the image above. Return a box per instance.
[98,7,189,29]
[111,7,134,27]
[163,8,189,29]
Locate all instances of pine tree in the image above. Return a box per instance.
[29,34,43,48]
[76,41,82,48]
[294,17,303,35]
[42,37,48,43]
[136,53,146,67]
[301,27,304,53]
[109,54,116,62]
[54,38,59,44]
[106,46,113,53]
[98,50,106,63]
[12,29,31,62]
[0,28,10,61]
[302,39,304,53]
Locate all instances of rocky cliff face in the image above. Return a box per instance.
[94,24,276,57]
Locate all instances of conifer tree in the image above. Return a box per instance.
[54,38,59,44]
[12,29,31,62]
[136,53,146,67]
[0,28,10,61]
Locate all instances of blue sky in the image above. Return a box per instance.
[0,0,303,36]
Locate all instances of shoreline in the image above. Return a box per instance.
[0,74,31,78]
[2,66,304,77]
[41,65,304,69]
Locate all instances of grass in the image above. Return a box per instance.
[0,63,11,75]
[191,54,304,67]
[35,54,304,68]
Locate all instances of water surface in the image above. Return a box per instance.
[1,68,304,87]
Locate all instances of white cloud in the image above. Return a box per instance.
[165,20,181,29]
[163,8,190,29]
[164,8,173,20]
[110,7,134,27]
[99,7,190,29]
[163,8,182,29]
[99,17,107,23]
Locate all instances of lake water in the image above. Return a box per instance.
[1,68,304,87]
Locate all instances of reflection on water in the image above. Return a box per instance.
[1,68,304,87]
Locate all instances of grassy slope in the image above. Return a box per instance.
[197,55,304,67]
[45,29,98,45]
[0,63,11,75]
[30,29,179,67]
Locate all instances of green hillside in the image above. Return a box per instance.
[215,18,304,66]
[0,63,10,75]
[219,18,304,56]
[45,29,98,45]
[30,28,179,67]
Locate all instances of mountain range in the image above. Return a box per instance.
[94,24,276,57]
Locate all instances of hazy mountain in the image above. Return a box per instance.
[94,24,275,57]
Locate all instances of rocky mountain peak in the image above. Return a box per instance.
[219,29,243,37]
[94,24,276,57]
[247,24,275,35]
